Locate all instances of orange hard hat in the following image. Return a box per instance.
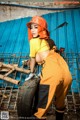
[27,16,50,40]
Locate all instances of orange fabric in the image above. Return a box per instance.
[27,16,50,40]
[34,50,72,118]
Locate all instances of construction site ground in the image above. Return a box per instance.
[0,86,80,120]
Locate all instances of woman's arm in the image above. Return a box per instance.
[25,57,36,81]
[30,57,36,73]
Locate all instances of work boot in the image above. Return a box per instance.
[56,111,64,120]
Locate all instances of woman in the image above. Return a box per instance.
[26,16,72,120]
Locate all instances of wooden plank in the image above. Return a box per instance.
[0,62,30,74]
[0,74,20,85]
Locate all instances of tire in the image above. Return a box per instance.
[17,77,40,119]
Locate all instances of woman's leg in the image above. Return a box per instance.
[34,55,63,118]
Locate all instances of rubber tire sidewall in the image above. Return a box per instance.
[17,78,40,119]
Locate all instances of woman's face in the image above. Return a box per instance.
[30,23,39,38]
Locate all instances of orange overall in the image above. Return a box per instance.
[34,50,72,118]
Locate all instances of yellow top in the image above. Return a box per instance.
[29,38,50,57]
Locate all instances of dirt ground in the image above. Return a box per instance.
[0,88,80,120]
[8,109,80,120]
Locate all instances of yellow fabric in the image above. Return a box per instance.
[29,38,50,57]
[34,50,72,118]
